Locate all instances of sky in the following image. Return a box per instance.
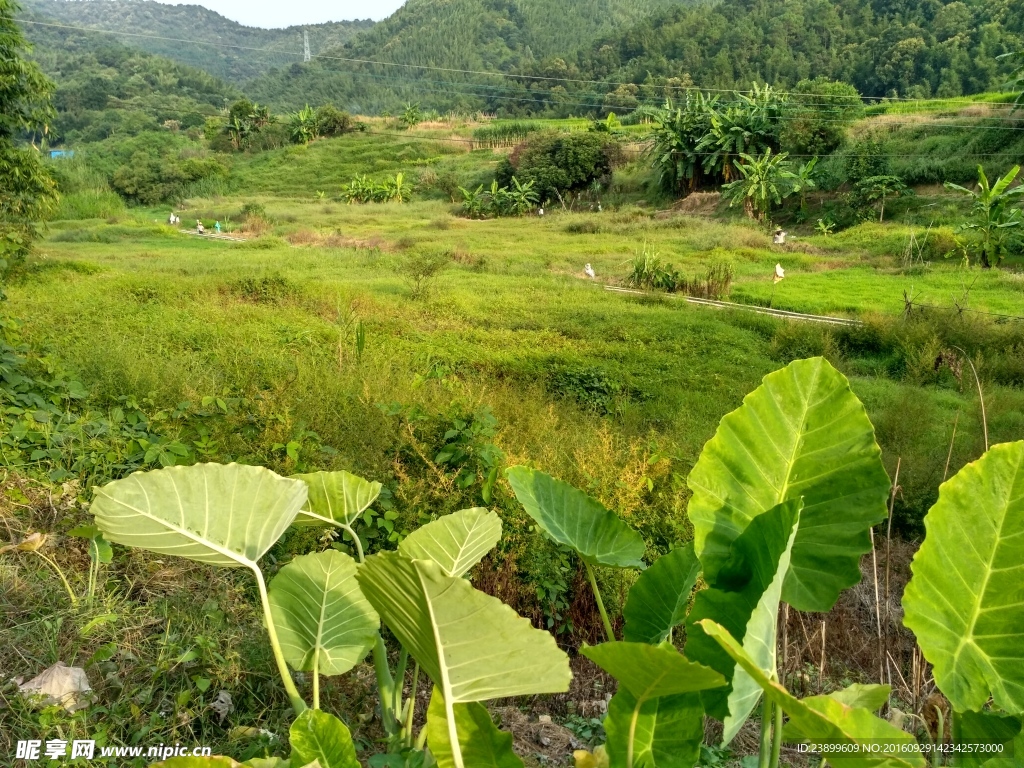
[151,0,406,28]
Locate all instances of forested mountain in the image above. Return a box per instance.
[25,18,238,145]
[528,0,1024,103]
[17,0,1024,117]
[249,0,1023,114]
[19,0,374,84]
[246,0,697,112]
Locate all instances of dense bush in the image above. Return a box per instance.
[779,78,864,156]
[111,153,228,205]
[496,131,615,204]
[314,104,354,137]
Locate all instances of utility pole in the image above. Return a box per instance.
[303,31,311,62]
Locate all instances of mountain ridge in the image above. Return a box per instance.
[19,0,374,83]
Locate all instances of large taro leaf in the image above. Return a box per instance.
[91,463,307,568]
[903,441,1024,714]
[581,641,725,701]
[622,543,701,644]
[687,357,890,612]
[426,687,524,768]
[289,708,359,768]
[358,552,569,768]
[582,643,722,768]
[685,500,801,743]
[291,470,381,528]
[699,620,925,768]
[954,710,1023,768]
[828,684,891,712]
[604,690,703,768]
[356,551,571,702]
[506,466,645,569]
[398,507,501,577]
[268,550,379,676]
[152,757,295,767]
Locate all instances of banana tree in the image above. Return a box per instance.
[944,165,1024,267]
[721,149,798,224]
[290,104,319,145]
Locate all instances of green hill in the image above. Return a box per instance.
[22,16,238,146]
[246,0,696,112]
[19,0,374,84]
[17,0,1024,118]
[517,0,1024,108]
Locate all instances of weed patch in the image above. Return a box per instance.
[228,274,299,304]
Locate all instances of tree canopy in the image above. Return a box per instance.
[0,0,56,280]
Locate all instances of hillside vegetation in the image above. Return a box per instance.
[246,0,1023,113]
[522,0,1024,106]
[247,0,695,112]
[20,0,374,83]
[16,0,1024,114]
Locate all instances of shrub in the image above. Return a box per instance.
[111,152,227,205]
[400,251,449,299]
[780,78,864,156]
[229,274,297,303]
[496,131,615,204]
[52,189,126,220]
[315,104,354,137]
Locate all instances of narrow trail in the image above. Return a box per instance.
[602,285,863,326]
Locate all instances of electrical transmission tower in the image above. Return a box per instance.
[303,31,311,62]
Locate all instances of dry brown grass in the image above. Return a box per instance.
[284,228,394,251]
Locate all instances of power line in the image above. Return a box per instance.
[19,17,1024,108]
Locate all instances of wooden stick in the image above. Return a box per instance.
[870,526,884,685]
[883,457,901,687]
[943,411,960,482]
[819,620,826,694]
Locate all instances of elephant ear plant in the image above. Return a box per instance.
[572,357,900,768]
[506,465,646,640]
[92,465,571,768]
[91,462,313,715]
[903,440,1024,761]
